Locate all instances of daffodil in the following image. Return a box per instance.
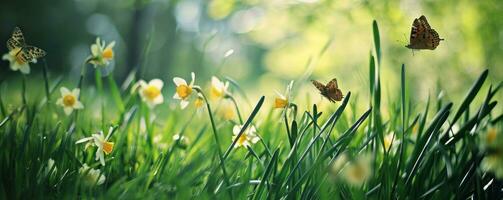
[217,99,236,120]
[343,154,372,186]
[56,87,84,115]
[330,153,372,186]
[136,79,164,108]
[76,127,115,166]
[173,72,197,109]
[79,164,106,186]
[481,127,503,178]
[88,37,115,68]
[232,125,260,148]
[210,76,230,100]
[274,80,294,109]
[194,93,205,111]
[2,48,35,74]
[485,127,498,145]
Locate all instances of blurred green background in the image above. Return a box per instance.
[1,0,502,110]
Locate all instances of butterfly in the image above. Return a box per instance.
[406,15,444,50]
[6,27,46,63]
[311,78,344,103]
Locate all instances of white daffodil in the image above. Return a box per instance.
[79,164,106,186]
[194,93,205,111]
[217,99,236,120]
[56,87,84,115]
[274,80,294,109]
[88,37,115,68]
[210,76,229,100]
[343,154,372,186]
[330,153,372,186]
[232,125,260,148]
[173,72,196,109]
[481,127,503,178]
[136,79,164,108]
[2,48,35,74]
[76,127,114,166]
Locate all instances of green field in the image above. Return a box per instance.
[1,0,503,199]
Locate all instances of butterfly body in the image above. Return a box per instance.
[6,27,46,64]
[311,78,344,103]
[406,15,443,50]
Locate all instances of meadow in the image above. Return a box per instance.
[0,19,501,199]
[1,0,503,198]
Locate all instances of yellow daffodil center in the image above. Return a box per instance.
[143,85,161,100]
[221,105,235,120]
[486,128,497,144]
[348,163,365,181]
[274,98,288,108]
[63,95,76,107]
[237,134,248,146]
[176,85,192,99]
[103,141,114,154]
[194,97,204,108]
[211,86,224,99]
[103,48,113,60]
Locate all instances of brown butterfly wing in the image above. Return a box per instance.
[326,78,338,89]
[407,15,432,50]
[425,29,442,50]
[418,15,431,30]
[325,79,343,102]
[334,88,344,101]
[311,80,326,93]
[7,27,25,51]
[312,80,330,100]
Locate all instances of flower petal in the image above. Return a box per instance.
[72,88,80,97]
[154,95,164,104]
[106,41,116,49]
[173,92,181,99]
[56,98,63,106]
[76,137,94,144]
[74,101,84,109]
[60,87,70,95]
[2,54,10,61]
[63,107,73,115]
[91,44,100,56]
[180,100,189,109]
[19,64,30,74]
[190,72,196,86]
[150,79,164,89]
[233,125,242,135]
[173,77,187,86]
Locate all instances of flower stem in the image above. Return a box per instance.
[194,88,233,199]
[95,70,106,129]
[42,58,51,102]
[21,74,27,105]
[226,95,243,124]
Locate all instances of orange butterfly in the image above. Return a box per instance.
[311,78,343,103]
[406,15,444,50]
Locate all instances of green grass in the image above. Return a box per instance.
[0,20,502,199]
